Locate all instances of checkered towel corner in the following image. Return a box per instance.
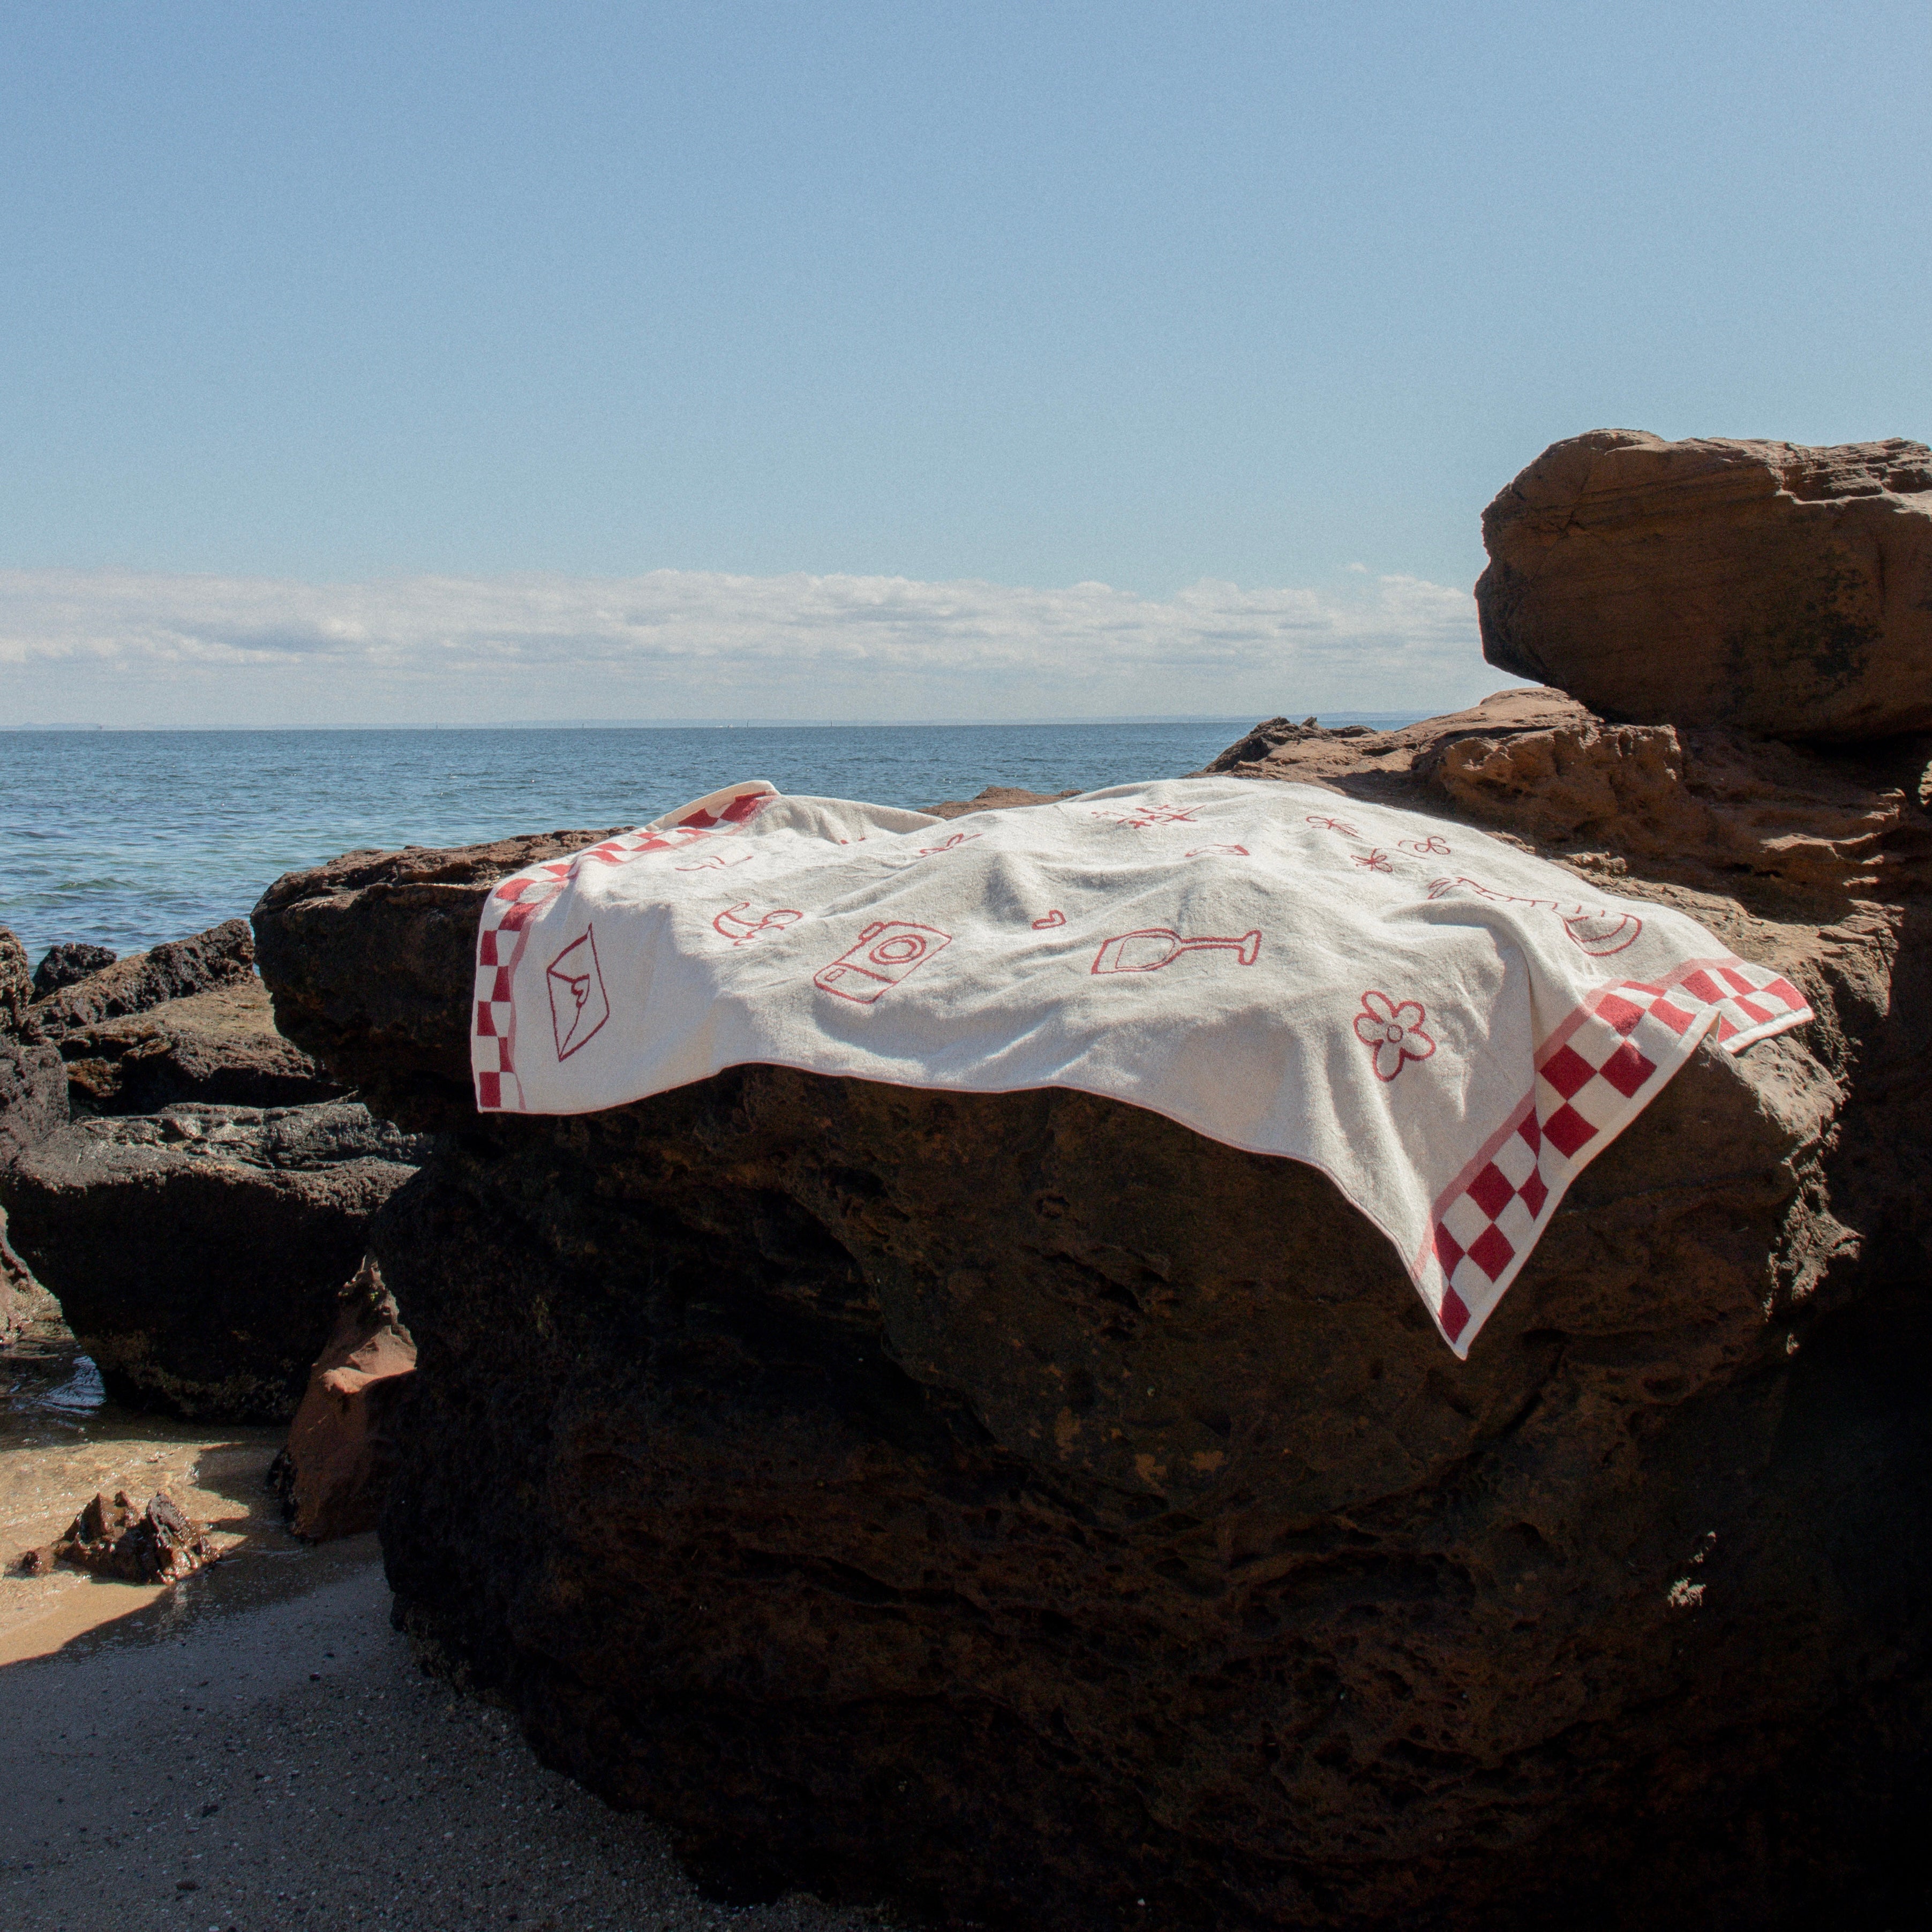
[471,782,777,1114]
[1420,957,1813,1357]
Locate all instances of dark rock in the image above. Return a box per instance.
[0,1208,36,1347]
[1475,430,1932,741]
[58,976,344,1115]
[251,776,1932,1926]
[272,1257,416,1541]
[31,941,117,1001]
[0,1038,67,1170]
[0,927,32,1038]
[0,1101,430,1420]
[925,785,1080,820]
[24,918,255,1042]
[15,1489,217,1583]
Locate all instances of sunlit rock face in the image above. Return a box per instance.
[1474,430,1932,742]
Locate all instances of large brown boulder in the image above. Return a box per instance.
[250,737,1932,1930]
[1475,430,1932,740]
[0,1100,429,1420]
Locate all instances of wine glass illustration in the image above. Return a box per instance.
[1090,928,1262,975]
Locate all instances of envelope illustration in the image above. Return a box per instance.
[546,928,610,1060]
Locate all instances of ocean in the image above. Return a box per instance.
[0,717,1416,963]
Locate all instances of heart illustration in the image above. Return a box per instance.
[1032,910,1066,930]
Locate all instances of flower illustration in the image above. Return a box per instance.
[1305,814,1362,838]
[1355,990,1436,1082]
[1353,848,1394,874]
[1400,833,1451,856]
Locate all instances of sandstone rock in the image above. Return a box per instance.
[270,1258,416,1541]
[58,977,344,1115]
[31,941,117,999]
[252,790,1932,1927]
[1202,687,1932,903]
[0,1101,430,1420]
[24,918,255,1041]
[15,1489,216,1583]
[1475,430,1932,740]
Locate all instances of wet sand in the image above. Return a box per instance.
[1,1305,901,1932]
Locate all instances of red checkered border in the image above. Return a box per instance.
[1417,956,1811,1357]
[471,784,775,1112]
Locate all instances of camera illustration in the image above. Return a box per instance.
[813,920,954,1004]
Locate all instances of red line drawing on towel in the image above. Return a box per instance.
[1184,844,1249,858]
[1427,876,1644,957]
[814,921,954,1004]
[1354,849,1394,873]
[1091,928,1261,975]
[1032,910,1066,929]
[1399,833,1452,856]
[712,901,804,947]
[1561,911,1643,956]
[676,849,755,871]
[546,928,610,1061]
[1305,814,1361,837]
[916,831,983,856]
[1092,805,1201,829]
[1355,990,1435,1082]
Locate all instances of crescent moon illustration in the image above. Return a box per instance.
[1562,910,1642,957]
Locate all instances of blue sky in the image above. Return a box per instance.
[2,2,1926,724]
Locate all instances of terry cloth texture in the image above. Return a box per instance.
[472,778,1811,1356]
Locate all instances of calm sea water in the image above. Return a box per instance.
[0,718,1417,963]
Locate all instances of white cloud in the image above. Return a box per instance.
[0,565,1494,726]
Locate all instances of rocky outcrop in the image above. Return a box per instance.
[1202,687,1932,903]
[1474,430,1932,740]
[31,941,116,999]
[252,775,1932,1928]
[270,1258,416,1541]
[56,977,343,1115]
[0,1101,430,1420]
[22,918,256,1041]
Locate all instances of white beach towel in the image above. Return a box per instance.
[471,778,1811,1356]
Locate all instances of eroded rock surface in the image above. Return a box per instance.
[252,778,1932,1928]
[56,977,344,1115]
[1201,687,1932,902]
[0,1101,430,1420]
[1474,430,1932,740]
[22,918,256,1041]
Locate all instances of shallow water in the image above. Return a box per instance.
[0,1298,374,1664]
